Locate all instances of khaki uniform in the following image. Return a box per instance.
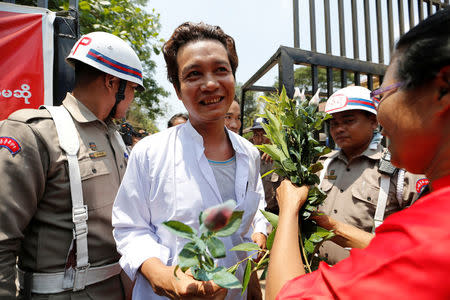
[0,93,128,299]
[317,144,423,265]
[260,158,281,214]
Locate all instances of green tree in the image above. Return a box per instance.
[235,82,260,131]
[16,0,168,131]
[274,66,355,95]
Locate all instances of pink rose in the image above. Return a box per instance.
[202,200,237,231]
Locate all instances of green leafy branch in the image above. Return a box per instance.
[256,86,335,268]
[162,201,244,290]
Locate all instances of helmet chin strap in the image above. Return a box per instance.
[109,79,127,119]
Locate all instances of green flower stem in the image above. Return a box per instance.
[299,229,312,273]
[227,250,266,273]
[255,250,270,269]
[198,254,204,269]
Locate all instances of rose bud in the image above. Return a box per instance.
[202,200,237,231]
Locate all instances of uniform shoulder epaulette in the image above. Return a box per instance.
[8,108,52,123]
[318,149,339,161]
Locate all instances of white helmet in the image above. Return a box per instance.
[66,32,144,91]
[324,86,376,115]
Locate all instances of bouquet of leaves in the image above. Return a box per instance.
[162,88,335,293]
[164,199,276,295]
[162,200,246,290]
[256,87,335,271]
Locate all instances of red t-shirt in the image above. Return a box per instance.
[278,175,450,300]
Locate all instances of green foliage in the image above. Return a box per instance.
[235,82,260,129]
[162,207,244,290]
[256,86,335,268]
[77,0,169,122]
[16,0,169,126]
[274,65,355,93]
[229,243,260,252]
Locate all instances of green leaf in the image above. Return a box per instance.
[260,210,279,228]
[215,211,243,237]
[309,233,324,243]
[260,266,268,280]
[206,237,226,258]
[192,267,211,281]
[261,168,275,179]
[199,211,204,226]
[241,260,253,294]
[266,228,277,250]
[212,268,242,289]
[281,158,297,172]
[178,246,199,272]
[192,235,207,253]
[162,221,196,240]
[256,144,284,162]
[304,239,315,254]
[227,263,239,275]
[79,1,90,10]
[230,242,260,252]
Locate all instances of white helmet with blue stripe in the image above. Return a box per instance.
[324,86,376,115]
[66,32,144,91]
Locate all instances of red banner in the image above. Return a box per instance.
[0,4,54,120]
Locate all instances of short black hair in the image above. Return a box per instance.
[394,6,450,90]
[73,61,105,88]
[167,113,189,128]
[163,22,238,91]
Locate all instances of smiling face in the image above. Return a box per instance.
[376,56,441,174]
[329,110,377,159]
[174,39,235,128]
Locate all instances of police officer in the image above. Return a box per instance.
[317,85,425,265]
[0,32,144,299]
[250,117,281,215]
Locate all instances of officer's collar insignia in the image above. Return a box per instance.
[89,142,97,151]
[89,151,106,159]
[0,136,21,156]
[325,169,337,180]
[416,178,430,193]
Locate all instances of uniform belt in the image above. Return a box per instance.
[18,262,121,294]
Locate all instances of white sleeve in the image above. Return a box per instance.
[112,143,170,280]
[251,155,269,236]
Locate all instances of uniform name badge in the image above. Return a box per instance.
[324,169,337,180]
[89,151,107,159]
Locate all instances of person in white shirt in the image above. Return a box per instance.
[112,22,269,300]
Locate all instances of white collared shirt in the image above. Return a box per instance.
[112,120,268,299]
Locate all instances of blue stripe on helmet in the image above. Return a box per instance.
[86,49,142,80]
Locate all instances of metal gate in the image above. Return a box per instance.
[240,0,449,133]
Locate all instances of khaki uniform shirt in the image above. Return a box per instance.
[260,158,281,214]
[317,144,423,265]
[0,93,128,299]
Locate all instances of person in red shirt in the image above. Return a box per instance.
[266,6,450,300]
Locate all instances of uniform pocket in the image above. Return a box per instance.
[79,158,110,181]
[349,182,379,231]
[351,182,378,206]
[78,158,113,210]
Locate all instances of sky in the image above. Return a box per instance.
[145,0,416,130]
